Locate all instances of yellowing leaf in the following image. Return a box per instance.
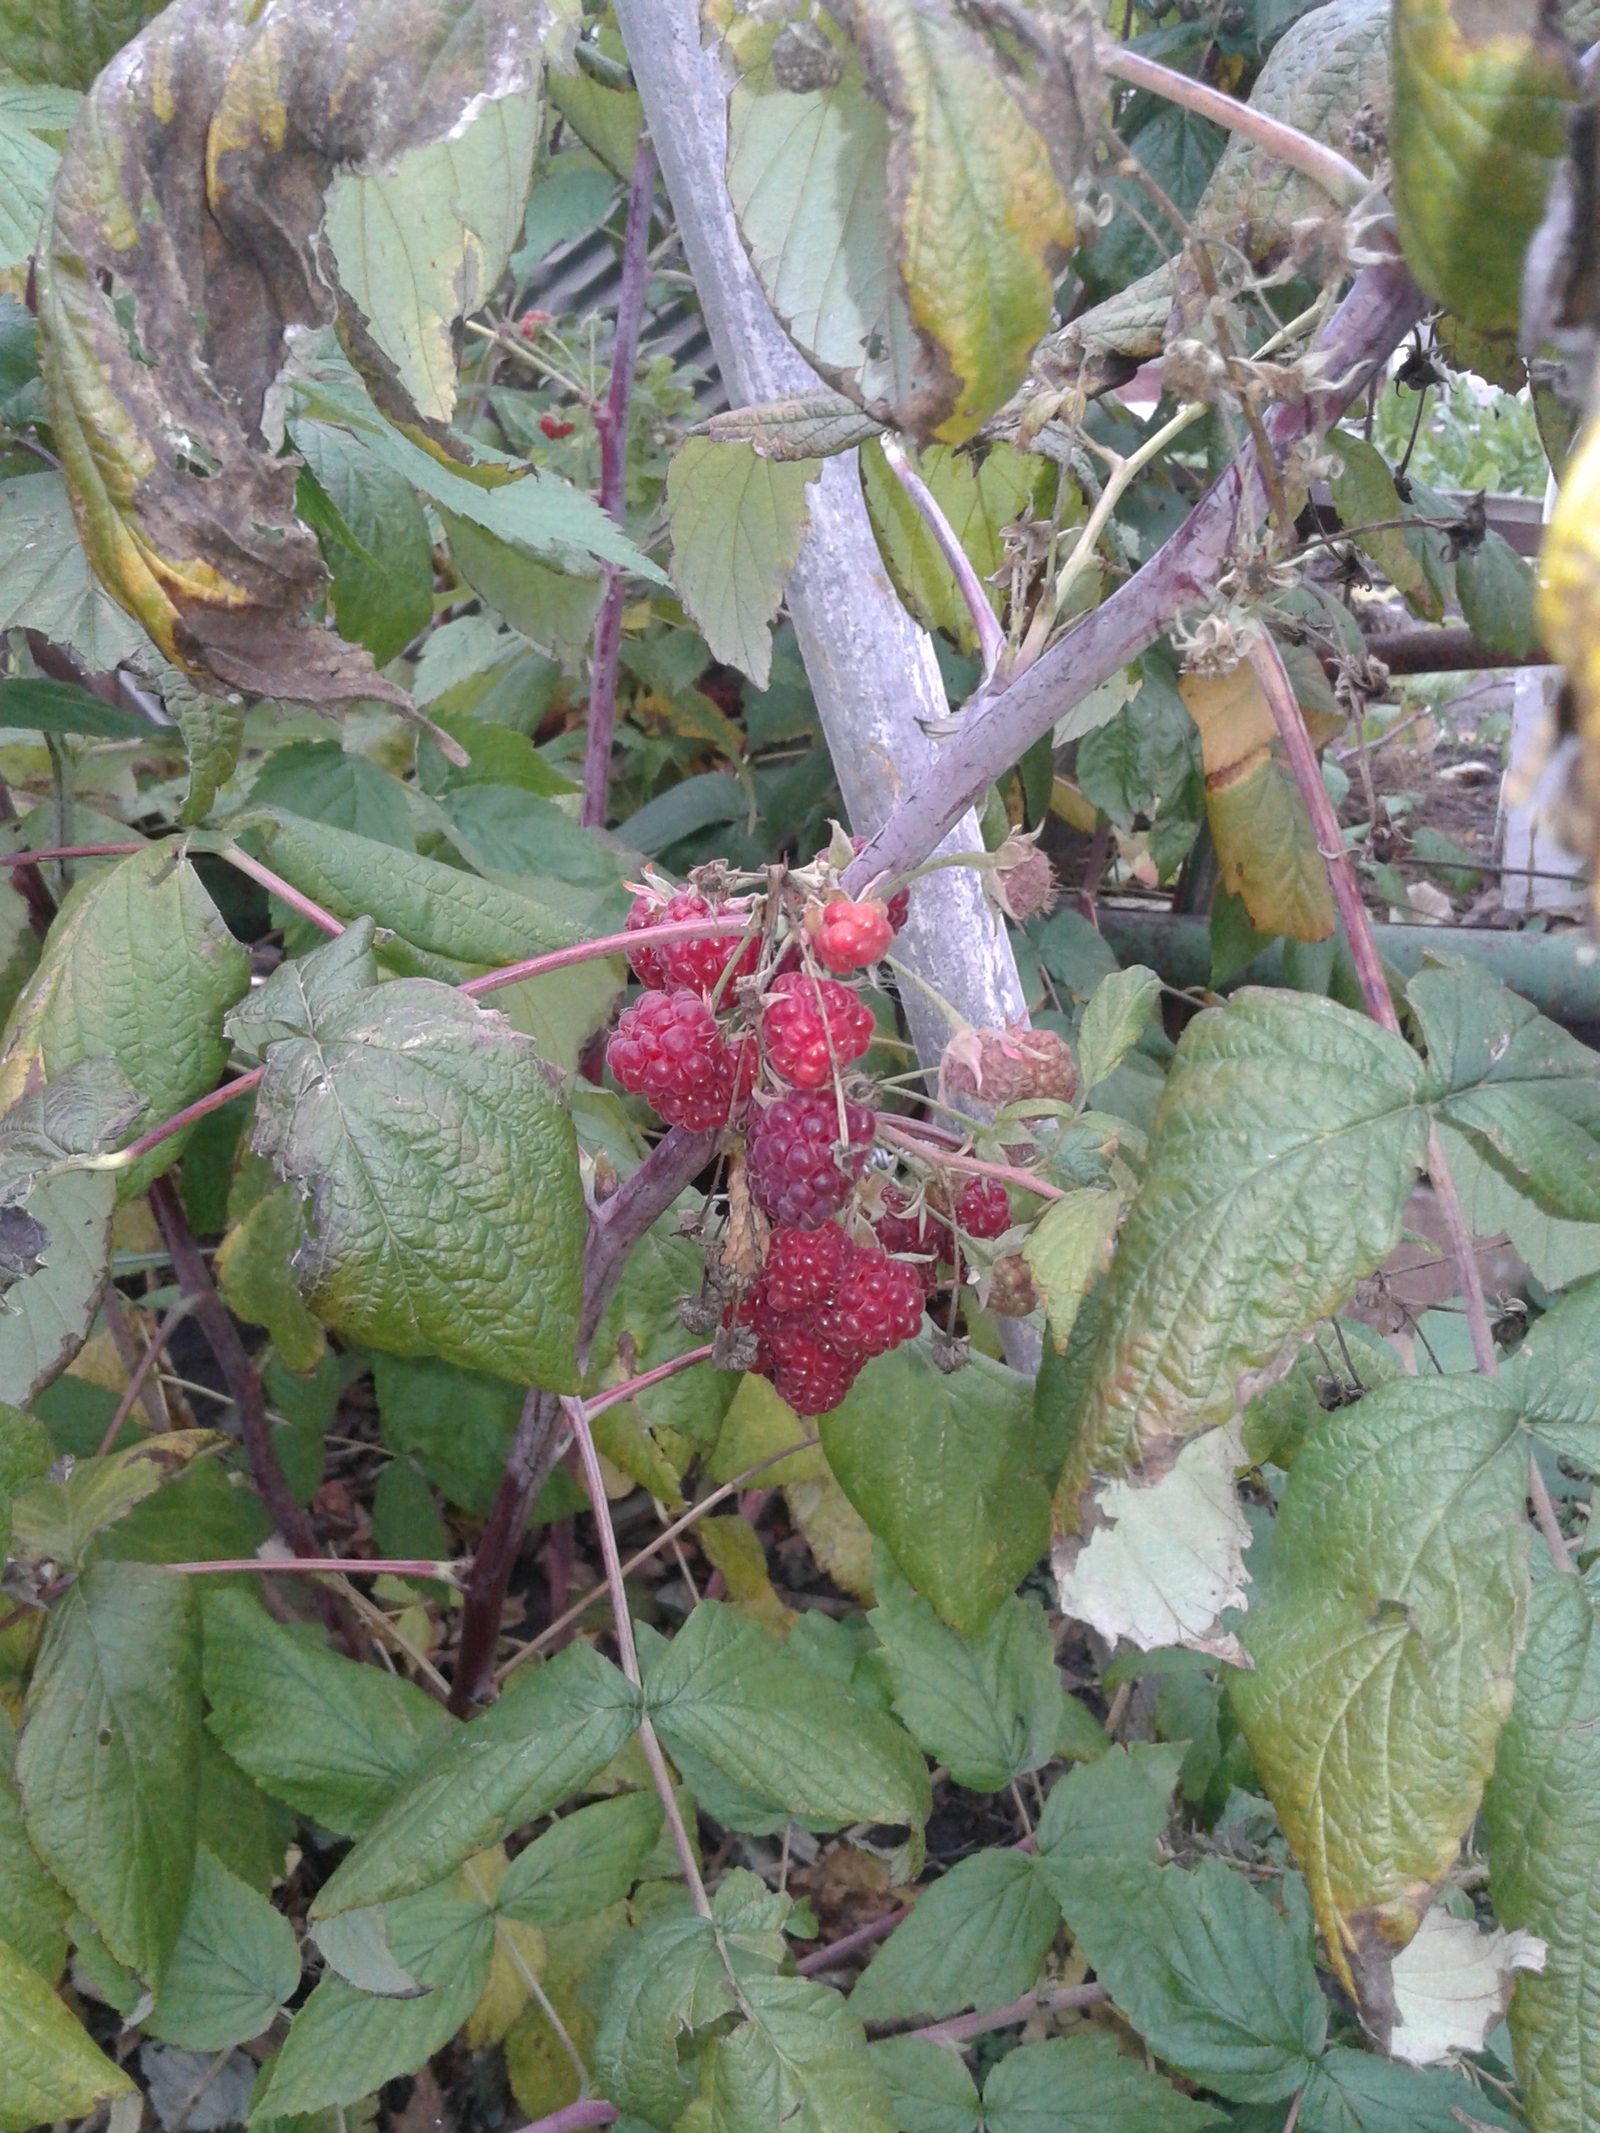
[854,0,1077,442]
[1053,1422,1251,1665]
[1392,0,1575,333]
[1205,756,1336,943]
[860,436,1049,649]
[699,1514,796,1637]
[786,1472,876,1603]
[216,1184,326,1376]
[1536,408,1600,927]
[665,439,818,688]
[0,1933,134,2126]
[1230,1377,1529,2016]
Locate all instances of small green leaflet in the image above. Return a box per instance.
[147,1845,300,2052]
[641,1599,930,1830]
[200,1586,452,1837]
[9,1429,224,1570]
[1074,965,1162,1093]
[495,1791,665,1926]
[0,1750,69,1982]
[847,1851,1060,2023]
[664,438,819,689]
[228,919,586,1389]
[17,1562,201,1983]
[699,1970,896,2133]
[1051,1856,1326,2102]
[821,1338,1050,1637]
[0,474,151,673]
[312,1639,641,1916]
[868,1552,1062,1792]
[1034,1741,1185,1866]
[0,676,159,741]
[870,2030,1227,2133]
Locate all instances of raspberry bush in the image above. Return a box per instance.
[2,2,1598,2131]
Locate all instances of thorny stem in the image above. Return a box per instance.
[582,139,659,830]
[218,844,344,938]
[452,1125,718,1712]
[1245,632,1395,1032]
[1248,634,1574,1570]
[566,1392,712,1916]
[497,1430,822,1679]
[1101,45,1370,209]
[878,1119,1066,1202]
[879,437,1005,678]
[0,841,140,869]
[147,1176,322,1562]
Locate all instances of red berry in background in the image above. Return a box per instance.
[624,889,758,997]
[874,1184,939,1259]
[956,1176,1011,1240]
[539,413,575,439]
[746,1091,875,1229]
[607,989,754,1132]
[762,971,874,1088]
[813,896,895,974]
[815,1247,926,1359]
[761,1222,848,1312]
[519,308,553,337]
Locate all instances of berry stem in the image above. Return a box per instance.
[460,916,749,998]
[884,954,973,1036]
[877,1119,1066,1202]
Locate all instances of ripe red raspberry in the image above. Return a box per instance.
[813,897,895,975]
[762,971,874,1088]
[624,889,758,997]
[816,1247,926,1359]
[764,1319,861,1416]
[746,1092,876,1229]
[607,989,754,1131]
[956,1176,1011,1240]
[825,838,911,933]
[519,309,553,337]
[761,1222,848,1312]
[539,413,575,439]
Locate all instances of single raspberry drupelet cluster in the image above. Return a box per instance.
[762,971,875,1088]
[829,837,911,934]
[625,889,759,997]
[746,1091,876,1229]
[812,896,895,975]
[607,990,755,1131]
[740,1223,926,1413]
[956,1176,1011,1239]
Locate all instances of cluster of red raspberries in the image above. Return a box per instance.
[605,865,1012,1413]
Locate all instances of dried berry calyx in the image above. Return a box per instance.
[606,989,756,1132]
[762,970,875,1088]
[990,831,1059,923]
[941,1023,1080,1108]
[745,1091,877,1229]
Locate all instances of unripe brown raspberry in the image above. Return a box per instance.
[942,1024,1080,1108]
[986,1254,1040,1317]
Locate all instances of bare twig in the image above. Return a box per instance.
[879,437,1005,677]
[904,1980,1108,2045]
[567,1390,711,1915]
[497,1428,821,1679]
[795,1904,911,1975]
[95,1296,193,1454]
[582,139,658,829]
